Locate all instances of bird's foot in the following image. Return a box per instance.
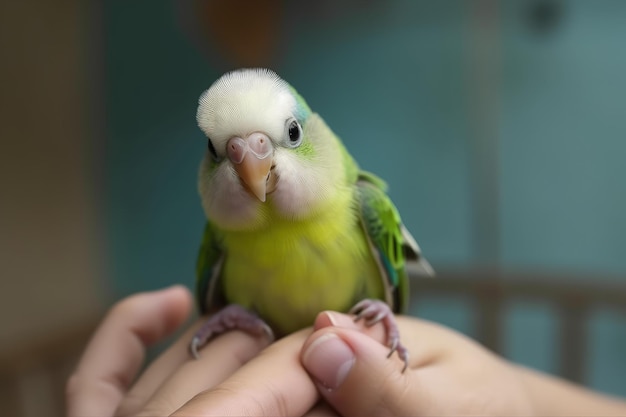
[349,299,409,372]
[189,304,274,359]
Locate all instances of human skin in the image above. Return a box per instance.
[67,286,626,416]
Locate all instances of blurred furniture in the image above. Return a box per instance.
[412,269,626,384]
[0,318,99,417]
[0,1,106,416]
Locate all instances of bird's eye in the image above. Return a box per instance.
[207,139,219,161]
[287,119,302,147]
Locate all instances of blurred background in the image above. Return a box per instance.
[2,0,626,415]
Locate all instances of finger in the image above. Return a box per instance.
[301,325,423,417]
[66,285,191,417]
[314,311,451,369]
[301,312,467,417]
[313,310,386,340]
[135,328,271,416]
[116,319,202,415]
[172,328,319,417]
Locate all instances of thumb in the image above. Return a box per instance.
[301,326,421,417]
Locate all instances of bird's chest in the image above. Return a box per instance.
[220,221,381,335]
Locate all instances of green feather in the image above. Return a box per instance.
[356,171,410,313]
[195,221,225,313]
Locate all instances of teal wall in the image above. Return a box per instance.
[105,1,214,296]
[104,0,626,396]
[500,0,626,274]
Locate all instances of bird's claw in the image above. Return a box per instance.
[349,299,409,373]
[189,304,274,359]
[387,337,399,357]
[261,323,275,343]
[189,336,201,360]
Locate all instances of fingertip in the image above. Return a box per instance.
[313,311,356,330]
[301,332,355,390]
[149,284,193,318]
[68,286,193,417]
[313,310,388,349]
[122,285,193,346]
[160,284,193,301]
[157,285,194,333]
[302,327,413,417]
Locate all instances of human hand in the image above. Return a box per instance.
[65,285,272,416]
[174,311,533,416]
[300,314,626,417]
[68,287,626,417]
[300,312,533,416]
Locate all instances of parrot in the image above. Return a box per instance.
[191,68,433,371]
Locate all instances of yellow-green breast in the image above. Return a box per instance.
[220,196,384,336]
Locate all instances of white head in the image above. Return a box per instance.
[196,69,347,231]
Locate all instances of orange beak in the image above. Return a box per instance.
[226,133,273,202]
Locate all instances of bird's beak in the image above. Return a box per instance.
[227,133,273,202]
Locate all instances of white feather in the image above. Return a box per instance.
[196,69,347,230]
[270,115,345,219]
[197,68,296,151]
[198,157,264,230]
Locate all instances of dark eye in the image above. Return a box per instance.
[287,119,302,146]
[207,139,219,160]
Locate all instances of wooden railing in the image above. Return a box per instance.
[410,268,626,384]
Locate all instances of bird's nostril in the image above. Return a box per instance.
[247,133,272,159]
[226,137,247,164]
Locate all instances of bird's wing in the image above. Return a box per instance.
[195,221,226,314]
[356,171,434,313]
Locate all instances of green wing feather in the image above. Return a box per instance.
[356,171,433,313]
[334,127,432,313]
[195,221,225,314]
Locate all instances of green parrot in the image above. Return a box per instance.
[191,68,433,370]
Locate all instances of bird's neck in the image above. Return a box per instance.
[220,189,358,256]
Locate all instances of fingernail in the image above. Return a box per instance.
[325,311,340,326]
[325,311,355,327]
[302,333,355,391]
[316,311,355,330]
